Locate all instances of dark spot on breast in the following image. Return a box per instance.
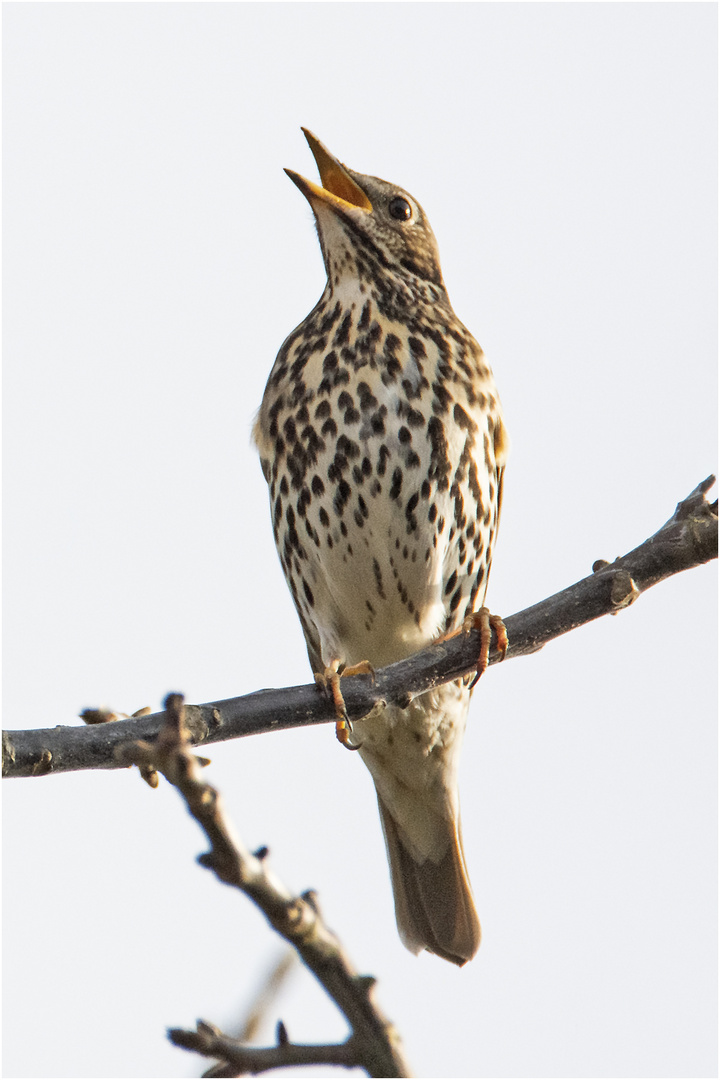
[484,432,493,471]
[370,410,386,435]
[427,416,451,490]
[300,426,324,466]
[431,382,452,414]
[339,391,360,424]
[319,301,342,333]
[333,480,351,516]
[333,313,352,346]
[286,447,309,490]
[389,468,403,500]
[468,461,482,505]
[336,434,360,460]
[372,557,386,599]
[327,457,347,482]
[357,382,379,411]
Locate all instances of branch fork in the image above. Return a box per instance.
[118,693,411,1078]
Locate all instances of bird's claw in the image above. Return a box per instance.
[315,660,373,750]
[335,717,362,750]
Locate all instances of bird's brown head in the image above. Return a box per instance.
[285,129,446,296]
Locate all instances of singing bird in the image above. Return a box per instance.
[254,130,507,965]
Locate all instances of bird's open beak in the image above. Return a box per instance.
[284,128,373,214]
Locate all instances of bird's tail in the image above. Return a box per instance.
[377,795,481,966]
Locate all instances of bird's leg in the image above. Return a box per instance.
[463,607,508,688]
[314,659,375,750]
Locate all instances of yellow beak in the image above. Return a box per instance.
[285,128,372,214]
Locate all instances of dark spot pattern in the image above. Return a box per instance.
[254,151,505,694]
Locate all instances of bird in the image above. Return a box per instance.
[253,129,507,966]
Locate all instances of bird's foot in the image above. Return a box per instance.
[314,659,374,750]
[462,607,508,689]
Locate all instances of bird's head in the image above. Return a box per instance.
[285,129,446,299]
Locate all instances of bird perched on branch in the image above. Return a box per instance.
[254,130,507,965]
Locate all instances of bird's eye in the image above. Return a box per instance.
[388,196,412,222]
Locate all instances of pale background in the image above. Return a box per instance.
[3,4,717,1078]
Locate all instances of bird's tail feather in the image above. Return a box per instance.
[377,796,481,966]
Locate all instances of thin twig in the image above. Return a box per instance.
[170,1020,367,1078]
[117,694,411,1078]
[233,950,298,1045]
[3,476,716,781]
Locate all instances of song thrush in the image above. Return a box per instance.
[254,130,507,966]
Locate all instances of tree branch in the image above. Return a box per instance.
[170,1021,371,1078]
[3,476,716,781]
[119,694,412,1079]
